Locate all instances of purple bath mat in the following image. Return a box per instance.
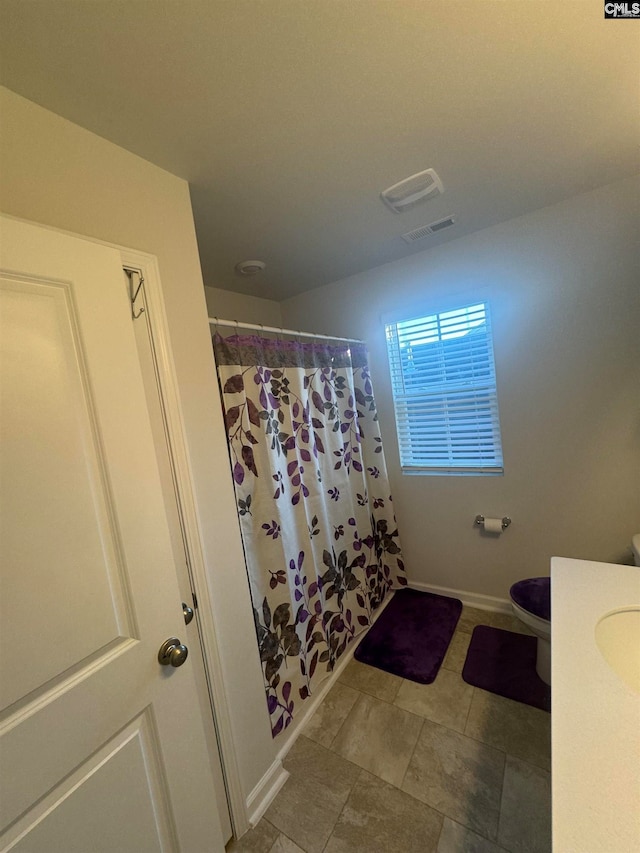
[462,625,551,712]
[354,588,462,684]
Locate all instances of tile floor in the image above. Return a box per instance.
[227,606,551,853]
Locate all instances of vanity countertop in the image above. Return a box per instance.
[552,557,640,852]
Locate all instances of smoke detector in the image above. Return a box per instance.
[401,215,456,244]
[380,168,444,213]
[235,260,266,276]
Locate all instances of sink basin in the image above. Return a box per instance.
[595,607,640,694]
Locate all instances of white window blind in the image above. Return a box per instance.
[385,302,504,475]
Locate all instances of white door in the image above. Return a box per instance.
[0,216,225,853]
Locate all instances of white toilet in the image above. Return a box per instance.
[509,577,551,686]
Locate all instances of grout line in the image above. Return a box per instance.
[326,686,364,750]
[462,686,476,733]
[398,716,424,792]
[319,768,366,853]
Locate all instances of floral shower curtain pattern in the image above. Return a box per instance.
[213,332,406,737]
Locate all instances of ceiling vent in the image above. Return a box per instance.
[401,215,456,244]
[380,168,443,213]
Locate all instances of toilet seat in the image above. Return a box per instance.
[510,577,550,622]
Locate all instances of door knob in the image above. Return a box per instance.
[158,637,189,667]
[182,602,194,625]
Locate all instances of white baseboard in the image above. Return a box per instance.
[246,758,289,828]
[407,579,512,614]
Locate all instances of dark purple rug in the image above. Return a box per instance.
[354,588,462,683]
[462,625,551,712]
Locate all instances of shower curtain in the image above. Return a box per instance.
[213,332,406,737]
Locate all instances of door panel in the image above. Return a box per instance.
[9,713,174,853]
[0,217,224,852]
[1,276,133,711]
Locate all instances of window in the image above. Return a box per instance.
[385,301,503,475]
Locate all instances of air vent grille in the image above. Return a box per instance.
[401,215,456,244]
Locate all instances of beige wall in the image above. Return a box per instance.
[281,177,640,599]
[0,87,276,796]
[205,285,282,327]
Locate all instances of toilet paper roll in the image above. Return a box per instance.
[484,517,503,534]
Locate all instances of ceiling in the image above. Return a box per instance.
[0,1,638,301]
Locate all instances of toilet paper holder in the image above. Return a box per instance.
[475,515,511,530]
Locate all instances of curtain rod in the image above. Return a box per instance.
[208,316,363,345]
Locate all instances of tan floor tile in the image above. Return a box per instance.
[265,736,359,853]
[226,819,279,853]
[268,834,306,853]
[331,692,423,786]
[394,669,474,732]
[442,630,473,675]
[338,658,403,702]
[402,719,505,842]
[497,755,551,853]
[325,770,443,853]
[303,682,360,748]
[465,689,551,771]
[437,817,506,852]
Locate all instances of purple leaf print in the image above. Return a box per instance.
[233,461,244,485]
[309,650,319,679]
[242,445,258,476]
[262,520,281,539]
[247,398,261,427]
[267,695,278,714]
[272,715,284,737]
[225,406,240,431]
[282,681,291,703]
[223,374,244,393]
[312,390,324,413]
